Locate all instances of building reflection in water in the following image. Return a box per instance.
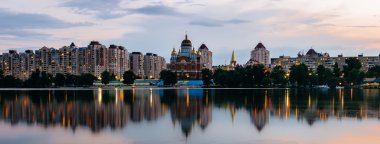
[0,88,379,137]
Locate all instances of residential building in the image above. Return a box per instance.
[130,52,145,78]
[246,42,270,67]
[271,48,380,73]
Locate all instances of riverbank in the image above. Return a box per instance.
[0,86,377,90]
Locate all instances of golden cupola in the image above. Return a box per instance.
[171,48,177,55]
[192,48,196,54]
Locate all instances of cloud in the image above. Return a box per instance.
[0,9,92,29]
[189,18,249,27]
[60,0,125,19]
[0,9,91,39]
[345,25,379,28]
[0,30,50,39]
[61,0,122,11]
[128,5,182,16]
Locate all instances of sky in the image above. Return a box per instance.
[0,0,380,65]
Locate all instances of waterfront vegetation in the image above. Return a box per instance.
[213,58,379,88]
[0,58,378,88]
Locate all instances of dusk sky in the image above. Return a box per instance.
[1,0,380,65]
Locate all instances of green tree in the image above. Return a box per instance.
[101,71,111,85]
[0,70,4,87]
[333,62,342,78]
[308,72,318,87]
[213,69,228,87]
[110,73,116,81]
[289,63,309,86]
[344,58,363,85]
[25,69,41,87]
[316,65,326,85]
[160,70,178,86]
[54,73,65,87]
[2,75,22,88]
[201,69,213,87]
[252,64,266,86]
[326,76,339,88]
[65,74,77,86]
[123,70,136,85]
[345,57,362,72]
[79,73,96,86]
[41,72,53,87]
[261,76,272,87]
[366,65,380,78]
[270,66,287,86]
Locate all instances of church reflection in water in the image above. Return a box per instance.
[0,88,379,137]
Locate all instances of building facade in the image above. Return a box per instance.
[246,42,270,67]
[143,53,166,79]
[130,52,145,78]
[0,41,131,80]
[169,34,213,79]
[271,48,380,73]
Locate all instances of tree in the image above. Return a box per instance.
[101,71,111,85]
[261,76,272,87]
[308,72,318,87]
[2,75,22,88]
[123,70,136,85]
[333,62,342,78]
[213,69,228,87]
[110,73,116,81]
[54,73,65,87]
[289,63,309,86]
[366,65,380,78]
[251,64,266,86]
[201,69,213,87]
[79,73,96,86]
[160,70,178,86]
[41,72,53,87]
[25,69,41,87]
[344,58,363,85]
[345,57,362,72]
[0,70,4,87]
[270,66,287,86]
[316,65,326,85]
[65,74,77,86]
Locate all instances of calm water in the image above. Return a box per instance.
[0,88,379,144]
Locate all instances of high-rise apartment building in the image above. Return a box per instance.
[130,52,145,78]
[246,42,270,67]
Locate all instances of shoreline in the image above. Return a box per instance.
[0,86,376,91]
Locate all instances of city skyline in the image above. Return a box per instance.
[1,0,380,65]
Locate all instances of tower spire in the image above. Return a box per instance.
[230,50,236,67]
[231,50,236,63]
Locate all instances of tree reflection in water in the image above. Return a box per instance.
[0,88,379,137]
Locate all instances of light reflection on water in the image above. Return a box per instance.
[0,88,379,144]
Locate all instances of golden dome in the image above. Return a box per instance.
[192,48,196,54]
[171,48,177,55]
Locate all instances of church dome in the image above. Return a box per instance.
[171,48,177,55]
[191,48,196,54]
[181,34,192,47]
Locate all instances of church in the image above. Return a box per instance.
[169,34,212,79]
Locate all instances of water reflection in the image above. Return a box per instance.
[0,88,379,138]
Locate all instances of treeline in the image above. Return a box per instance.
[210,58,379,88]
[0,70,138,88]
